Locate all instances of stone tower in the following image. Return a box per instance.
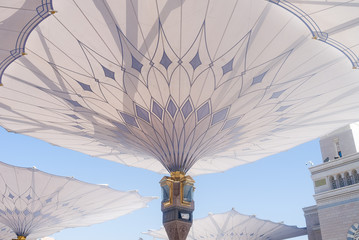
[304,122,359,240]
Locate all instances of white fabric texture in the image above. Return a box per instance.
[0,0,53,79]
[144,209,307,240]
[0,223,16,240]
[0,161,154,239]
[0,1,359,175]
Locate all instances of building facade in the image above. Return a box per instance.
[304,123,359,240]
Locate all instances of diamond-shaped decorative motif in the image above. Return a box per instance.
[160,51,172,70]
[212,108,229,125]
[152,101,163,120]
[252,71,267,85]
[77,81,92,92]
[33,211,41,217]
[24,209,30,216]
[26,194,32,200]
[190,52,202,70]
[197,102,210,122]
[270,90,285,99]
[8,193,14,199]
[102,65,115,80]
[15,208,20,215]
[120,112,139,128]
[131,55,143,73]
[136,104,150,123]
[167,99,178,118]
[181,99,193,119]
[222,58,234,75]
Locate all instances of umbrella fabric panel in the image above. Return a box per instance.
[0,0,53,80]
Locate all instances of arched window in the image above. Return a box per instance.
[338,174,345,187]
[344,172,352,186]
[329,176,337,189]
[353,170,359,184]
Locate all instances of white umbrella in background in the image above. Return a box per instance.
[0,161,155,240]
[144,209,307,240]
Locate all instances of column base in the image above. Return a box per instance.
[164,220,192,240]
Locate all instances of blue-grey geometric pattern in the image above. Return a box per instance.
[252,72,267,85]
[102,65,115,80]
[222,58,234,75]
[131,55,143,73]
[212,108,228,125]
[77,81,92,92]
[152,101,164,120]
[270,90,285,99]
[182,99,193,119]
[136,105,150,123]
[197,102,210,122]
[160,51,172,70]
[120,112,138,128]
[167,99,178,118]
[190,52,202,70]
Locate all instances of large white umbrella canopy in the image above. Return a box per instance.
[144,209,307,240]
[0,0,359,175]
[0,161,155,239]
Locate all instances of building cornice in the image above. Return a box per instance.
[309,153,359,175]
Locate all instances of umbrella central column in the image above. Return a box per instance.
[160,171,195,240]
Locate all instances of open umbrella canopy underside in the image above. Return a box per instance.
[0,0,359,176]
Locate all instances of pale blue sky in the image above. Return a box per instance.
[0,126,321,240]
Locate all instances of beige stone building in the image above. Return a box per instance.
[304,123,359,240]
